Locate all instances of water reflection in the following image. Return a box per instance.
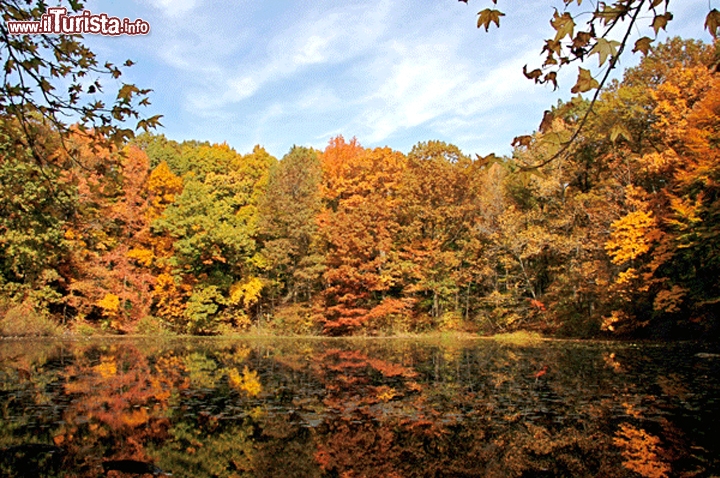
[1,338,719,477]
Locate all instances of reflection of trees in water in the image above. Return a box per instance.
[0,340,717,477]
[310,343,619,477]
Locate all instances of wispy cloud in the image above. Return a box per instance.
[346,25,549,151]
[92,0,705,159]
[137,0,552,152]
[183,1,393,111]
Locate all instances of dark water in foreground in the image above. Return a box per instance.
[1,337,719,477]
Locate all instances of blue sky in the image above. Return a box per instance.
[83,0,710,159]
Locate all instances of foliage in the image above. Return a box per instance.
[0,300,59,336]
[1,33,718,339]
[315,137,406,334]
[462,1,718,168]
[266,303,319,335]
[134,315,175,336]
[491,330,545,346]
[259,146,323,307]
[0,0,160,164]
[0,116,77,315]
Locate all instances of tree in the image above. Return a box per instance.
[316,137,407,334]
[395,141,480,325]
[503,38,720,337]
[1,1,160,327]
[603,66,720,334]
[132,133,182,170]
[151,144,275,333]
[57,135,157,327]
[1,0,161,164]
[0,116,73,312]
[259,146,324,307]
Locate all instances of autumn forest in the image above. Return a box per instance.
[1,35,719,339]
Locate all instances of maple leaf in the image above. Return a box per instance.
[117,83,140,101]
[477,9,505,31]
[523,65,542,81]
[632,37,653,55]
[610,124,632,143]
[512,135,533,148]
[589,38,621,66]
[595,5,627,26]
[652,13,673,35]
[538,110,554,133]
[542,39,563,56]
[572,31,593,49]
[551,11,575,41]
[705,9,720,38]
[570,67,599,93]
[544,71,558,90]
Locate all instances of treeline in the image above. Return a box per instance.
[1,38,718,338]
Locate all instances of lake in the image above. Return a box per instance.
[1,337,719,477]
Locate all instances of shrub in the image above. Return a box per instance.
[270,303,319,335]
[135,316,175,336]
[492,330,544,346]
[0,302,60,337]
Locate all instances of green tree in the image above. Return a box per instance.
[152,144,275,332]
[259,146,324,307]
[132,133,183,170]
[0,117,72,312]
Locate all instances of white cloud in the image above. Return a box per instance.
[351,33,547,147]
[293,34,332,65]
[181,1,392,111]
[88,0,712,162]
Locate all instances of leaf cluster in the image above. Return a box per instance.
[1,0,160,165]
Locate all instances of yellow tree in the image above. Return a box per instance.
[395,141,481,328]
[316,137,407,334]
[602,54,719,334]
[150,144,275,333]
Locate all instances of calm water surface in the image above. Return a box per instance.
[1,337,719,477]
